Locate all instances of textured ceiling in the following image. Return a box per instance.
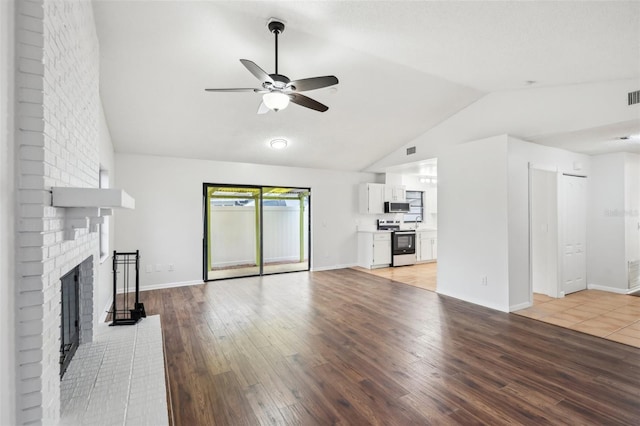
[93,0,640,172]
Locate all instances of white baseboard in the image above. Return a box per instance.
[509,301,532,312]
[116,280,204,294]
[435,288,509,313]
[141,280,205,292]
[587,283,629,294]
[99,296,113,323]
[627,284,640,295]
[311,263,357,272]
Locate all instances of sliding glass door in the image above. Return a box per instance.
[261,187,309,275]
[203,184,310,281]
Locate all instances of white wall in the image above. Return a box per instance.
[400,174,429,192]
[115,154,377,288]
[97,102,115,322]
[438,135,594,312]
[588,153,629,291]
[437,135,510,312]
[507,137,591,309]
[0,1,16,425]
[367,78,639,172]
[624,154,640,266]
[530,169,558,298]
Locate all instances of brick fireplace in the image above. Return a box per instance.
[14,1,106,424]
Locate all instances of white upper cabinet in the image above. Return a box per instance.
[384,185,406,202]
[359,183,407,214]
[359,183,386,214]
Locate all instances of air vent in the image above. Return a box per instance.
[406,146,416,155]
[629,90,640,105]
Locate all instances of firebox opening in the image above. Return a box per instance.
[60,266,80,377]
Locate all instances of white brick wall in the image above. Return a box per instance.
[15,0,103,424]
[1,0,17,424]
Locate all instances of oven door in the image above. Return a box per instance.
[392,231,416,255]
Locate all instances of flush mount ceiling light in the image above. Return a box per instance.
[270,138,288,149]
[262,92,290,111]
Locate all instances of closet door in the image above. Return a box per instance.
[561,175,587,295]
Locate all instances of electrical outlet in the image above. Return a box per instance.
[145,265,152,273]
[481,276,488,286]
[168,264,174,272]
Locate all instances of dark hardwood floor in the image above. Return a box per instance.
[140,268,640,425]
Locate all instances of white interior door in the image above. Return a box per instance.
[530,169,559,297]
[561,175,587,294]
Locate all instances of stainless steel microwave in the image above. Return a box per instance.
[384,202,410,213]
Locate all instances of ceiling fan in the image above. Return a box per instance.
[205,20,339,113]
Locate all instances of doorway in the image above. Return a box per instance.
[203,184,310,281]
[529,169,587,299]
[561,174,587,295]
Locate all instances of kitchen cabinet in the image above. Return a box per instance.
[359,183,407,214]
[359,183,386,214]
[384,185,406,202]
[357,232,391,268]
[417,230,437,262]
[425,186,437,213]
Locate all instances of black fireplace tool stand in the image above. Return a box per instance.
[110,250,146,326]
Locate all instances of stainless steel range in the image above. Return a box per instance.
[377,220,417,267]
[391,230,417,266]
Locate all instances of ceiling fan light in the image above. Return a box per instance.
[263,92,290,111]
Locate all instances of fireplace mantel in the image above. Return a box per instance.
[51,187,135,240]
[52,187,135,209]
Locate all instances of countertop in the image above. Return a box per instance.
[357,228,437,233]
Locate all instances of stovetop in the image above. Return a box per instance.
[377,219,401,231]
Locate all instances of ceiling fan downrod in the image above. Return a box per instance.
[268,20,285,75]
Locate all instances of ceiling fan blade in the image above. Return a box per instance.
[257,101,270,114]
[289,76,338,92]
[205,88,262,92]
[288,93,329,112]
[240,59,274,84]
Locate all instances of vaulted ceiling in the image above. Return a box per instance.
[93,1,640,172]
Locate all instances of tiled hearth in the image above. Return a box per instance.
[59,316,169,426]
